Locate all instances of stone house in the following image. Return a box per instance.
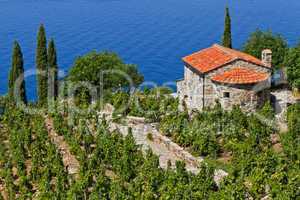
[177,44,272,111]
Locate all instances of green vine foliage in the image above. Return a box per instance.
[0,105,69,199]
[0,94,299,199]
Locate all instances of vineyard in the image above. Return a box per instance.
[1,7,300,199]
[0,101,217,199]
[0,106,68,199]
[0,90,299,199]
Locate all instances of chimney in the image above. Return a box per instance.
[262,49,272,67]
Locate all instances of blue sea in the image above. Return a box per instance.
[0,0,300,100]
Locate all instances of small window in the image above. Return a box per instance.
[223,92,230,98]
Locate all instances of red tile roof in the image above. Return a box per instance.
[182,44,269,73]
[211,67,269,84]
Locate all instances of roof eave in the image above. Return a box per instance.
[183,58,272,75]
[211,78,269,85]
[182,60,206,74]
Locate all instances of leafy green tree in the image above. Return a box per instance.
[36,24,48,105]
[243,30,288,68]
[8,41,27,104]
[68,51,143,95]
[47,39,58,100]
[222,7,232,48]
[283,44,300,88]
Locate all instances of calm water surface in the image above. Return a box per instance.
[0,0,300,100]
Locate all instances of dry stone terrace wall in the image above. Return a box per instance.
[107,116,202,174]
[97,105,228,184]
[44,116,80,176]
[98,105,204,172]
[42,104,228,185]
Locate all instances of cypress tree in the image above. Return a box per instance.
[36,24,48,105]
[222,7,232,48]
[47,39,58,100]
[8,41,27,104]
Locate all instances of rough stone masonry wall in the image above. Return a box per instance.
[203,60,272,111]
[100,113,203,174]
[177,80,186,111]
[177,65,204,111]
[99,105,228,185]
[214,84,270,111]
[177,60,272,111]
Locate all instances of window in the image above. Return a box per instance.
[223,92,230,98]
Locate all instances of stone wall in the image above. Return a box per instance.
[213,83,270,111]
[107,115,203,174]
[98,105,228,184]
[149,128,202,171]
[177,79,186,111]
[177,65,204,111]
[204,60,271,110]
[177,60,272,111]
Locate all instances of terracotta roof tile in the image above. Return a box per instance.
[182,44,269,73]
[211,67,269,84]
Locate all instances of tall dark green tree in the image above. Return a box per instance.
[47,39,58,100]
[222,7,232,48]
[36,24,48,105]
[8,41,27,104]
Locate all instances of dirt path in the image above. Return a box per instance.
[44,116,80,175]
